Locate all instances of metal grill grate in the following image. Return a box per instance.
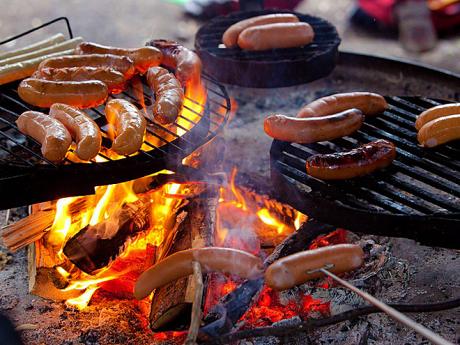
[270,96,460,249]
[0,18,231,209]
[195,9,340,87]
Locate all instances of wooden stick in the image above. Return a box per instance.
[320,268,454,345]
[185,261,203,345]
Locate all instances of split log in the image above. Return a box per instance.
[63,198,151,274]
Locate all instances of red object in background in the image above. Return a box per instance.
[358,0,460,31]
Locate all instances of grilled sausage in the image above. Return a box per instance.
[415,103,460,130]
[36,67,126,94]
[298,92,388,118]
[222,13,299,48]
[0,49,74,86]
[264,109,364,143]
[76,42,162,74]
[305,139,396,180]
[49,103,101,160]
[148,39,201,86]
[265,244,364,291]
[38,54,135,79]
[417,114,460,148]
[134,247,264,299]
[18,78,108,108]
[16,111,72,162]
[105,99,146,155]
[146,66,183,124]
[238,22,314,51]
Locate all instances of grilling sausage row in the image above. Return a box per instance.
[134,244,365,299]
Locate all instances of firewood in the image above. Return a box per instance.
[185,261,204,345]
[63,198,151,274]
[2,198,88,252]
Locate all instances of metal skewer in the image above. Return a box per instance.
[311,264,453,345]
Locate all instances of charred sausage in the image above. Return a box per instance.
[16,111,72,162]
[147,39,201,86]
[134,247,264,299]
[238,22,314,51]
[105,99,146,155]
[38,54,135,79]
[18,78,108,108]
[305,139,396,180]
[415,103,460,130]
[146,66,184,124]
[49,103,101,160]
[265,244,364,291]
[298,92,388,118]
[417,114,460,148]
[264,109,364,143]
[35,67,126,94]
[222,13,299,48]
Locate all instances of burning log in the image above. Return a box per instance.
[199,219,336,338]
[2,198,88,252]
[62,197,151,274]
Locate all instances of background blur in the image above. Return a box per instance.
[0,0,459,72]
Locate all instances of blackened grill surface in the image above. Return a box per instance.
[195,9,340,87]
[0,76,230,209]
[270,96,460,249]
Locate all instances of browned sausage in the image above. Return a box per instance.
[49,103,102,160]
[305,139,396,180]
[264,109,364,143]
[238,22,314,51]
[16,111,72,162]
[146,66,184,124]
[222,13,299,48]
[35,67,126,94]
[417,114,460,148]
[18,78,108,108]
[105,99,146,155]
[147,39,201,86]
[265,244,364,291]
[298,92,388,118]
[38,54,135,79]
[415,103,460,130]
[134,247,264,299]
[76,42,162,74]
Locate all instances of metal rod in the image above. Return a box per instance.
[319,268,454,345]
[185,261,204,345]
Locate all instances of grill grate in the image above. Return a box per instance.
[195,9,340,87]
[0,18,231,209]
[270,96,460,249]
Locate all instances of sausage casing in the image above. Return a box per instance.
[105,99,146,155]
[264,109,364,143]
[265,244,364,291]
[18,78,108,108]
[49,103,102,160]
[238,22,314,51]
[38,54,135,79]
[36,67,126,94]
[134,247,264,299]
[417,114,460,148]
[148,39,202,86]
[222,13,299,48]
[415,103,460,130]
[146,66,184,124]
[16,111,72,162]
[76,42,162,74]
[306,139,396,180]
[298,92,388,118]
